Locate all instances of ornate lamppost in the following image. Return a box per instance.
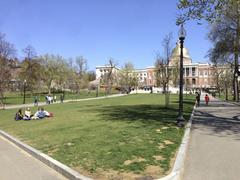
[177,24,186,127]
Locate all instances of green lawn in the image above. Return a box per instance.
[218,93,234,101]
[0,94,195,179]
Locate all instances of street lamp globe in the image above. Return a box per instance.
[178,24,186,40]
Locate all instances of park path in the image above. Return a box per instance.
[0,135,66,180]
[2,93,126,110]
[183,94,240,180]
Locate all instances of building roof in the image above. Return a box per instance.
[171,42,191,59]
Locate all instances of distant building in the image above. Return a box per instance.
[95,65,120,80]
[95,43,218,89]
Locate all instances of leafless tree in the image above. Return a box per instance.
[19,45,41,91]
[155,33,173,107]
[22,45,37,60]
[0,33,16,58]
[103,58,117,95]
[0,33,16,106]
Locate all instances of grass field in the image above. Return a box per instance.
[0,94,195,179]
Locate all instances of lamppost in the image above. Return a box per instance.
[177,24,186,127]
[23,79,27,104]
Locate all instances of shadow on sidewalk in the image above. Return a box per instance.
[192,109,240,140]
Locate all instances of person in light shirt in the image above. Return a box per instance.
[23,107,33,120]
[33,107,50,119]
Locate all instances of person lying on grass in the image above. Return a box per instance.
[32,107,53,119]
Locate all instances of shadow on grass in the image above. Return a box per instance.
[172,100,196,105]
[83,104,194,126]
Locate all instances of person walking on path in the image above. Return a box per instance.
[60,94,64,103]
[205,94,209,105]
[195,92,200,107]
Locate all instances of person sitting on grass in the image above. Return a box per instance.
[33,107,50,119]
[23,107,33,120]
[15,109,23,121]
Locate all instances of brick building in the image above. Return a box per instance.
[96,43,217,89]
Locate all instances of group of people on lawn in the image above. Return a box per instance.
[15,107,53,120]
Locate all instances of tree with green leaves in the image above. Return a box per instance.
[207,16,237,99]
[39,54,69,94]
[177,0,240,101]
[120,62,138,93]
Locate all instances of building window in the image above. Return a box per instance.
[186,68,189,76]
[192,78,196,85]
[192,67,196,76]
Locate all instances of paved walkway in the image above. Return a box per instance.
[183,94,240,180]
[2,94,126,110]
[0,136,66,180]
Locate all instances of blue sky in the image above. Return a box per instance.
[0,0,211,70]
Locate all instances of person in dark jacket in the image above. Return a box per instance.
[15,109,23,120]
[195,92,200,107]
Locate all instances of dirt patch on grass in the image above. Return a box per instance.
[153,155,164,161]
[163,140,174,145]
[74,167,142,180]
[124,157,146,165]
[74,166,166,180]
[144,165,163,178]
[158,143,165,149]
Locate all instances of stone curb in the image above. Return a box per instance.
[157,105,196,180]
[0,130,92,180]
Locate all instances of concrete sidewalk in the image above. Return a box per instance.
[2,93,126,110]
[183,94,240,180]
[0,136,66,180]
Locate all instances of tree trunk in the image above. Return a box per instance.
[47,79,53,95]
[225,87,228,100]
[165,84,169,108]
[234,5,240,102]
